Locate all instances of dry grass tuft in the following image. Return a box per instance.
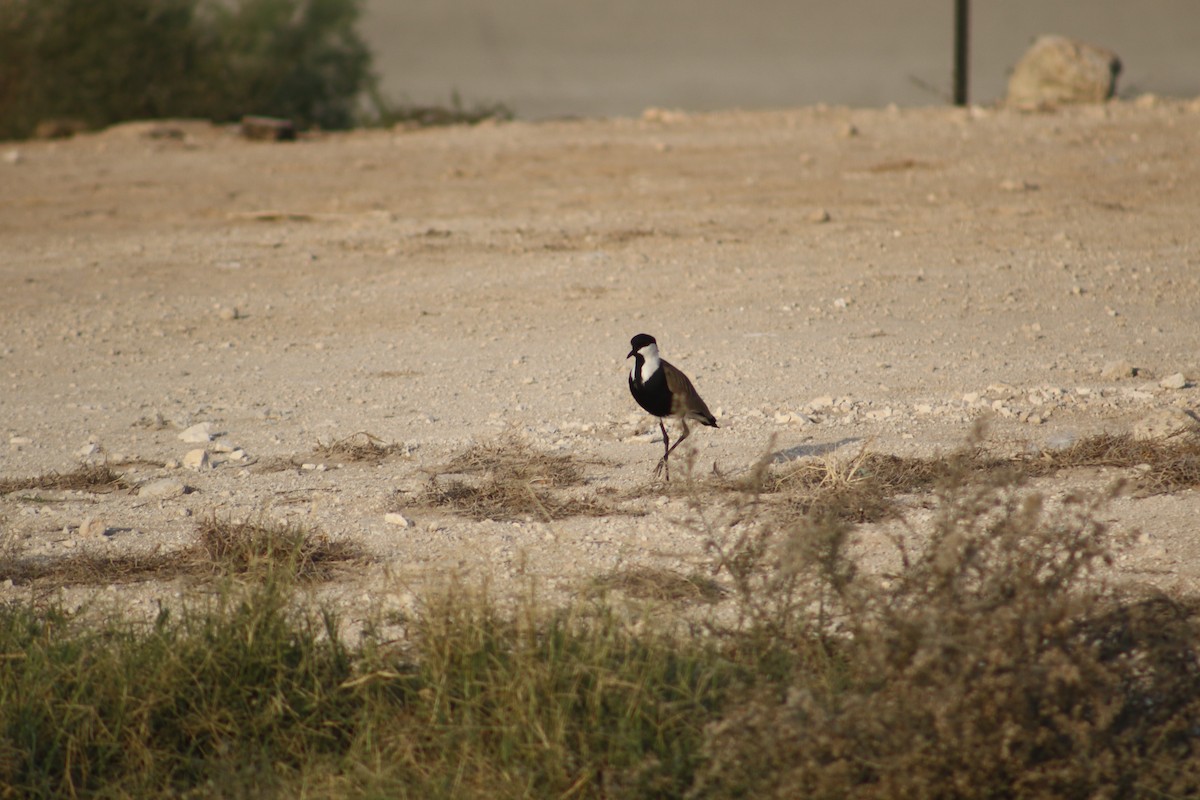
[442,436,588,487]
[420,476,607,522]
[0,550,191,587]
[420,436,609,521]
[312,431,409,464]
[1023,429,1200,494]
[0,518,361,587]
[0,464,131,494]
[762,446,1011,524]
[194,516,361,580]
[591,566,725,603]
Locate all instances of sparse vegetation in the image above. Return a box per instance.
[313,431,410,464]
[591,566,726,603]
[0,516,359,586]
[418,436,610,521]
[0,464,131,494]
[4,430,1200,796]
[194,515,361,580]
[367,88,513,129]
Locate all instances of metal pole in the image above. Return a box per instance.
[953,0,970,105]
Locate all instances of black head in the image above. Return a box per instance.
[627,333,657,358]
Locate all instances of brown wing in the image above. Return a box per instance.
[662,359,716,423]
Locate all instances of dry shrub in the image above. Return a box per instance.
[420,436,608,522]
[313,431,409,464]
[194,516,360,581]
[1,518,360,587]
[0,464,130,494]
[1024,429,1200,494]
[420,476,607,522]
[442,436,588,487]
[689,440,1200,799]
[0,550,189,587]
[762,442,1022,526]
[591,566,725,603]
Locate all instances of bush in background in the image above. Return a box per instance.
[0,0,372,139]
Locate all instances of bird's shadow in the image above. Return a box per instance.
[770,438,860,463]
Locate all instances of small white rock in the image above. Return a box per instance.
[178,423,214,443]
[1100,360,1135,380]
[1134,408,1197,441]
[182,449,211,471]
[385,512,412,528]
[1160,372,1187,390]
[139,478,187,498]
[79,516,108,538]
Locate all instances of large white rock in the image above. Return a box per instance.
[1006,35,1121,109]
[178,423,214,443]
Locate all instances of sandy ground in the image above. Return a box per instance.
[2,99,1200,623]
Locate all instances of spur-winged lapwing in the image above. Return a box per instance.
[627,333,718,480]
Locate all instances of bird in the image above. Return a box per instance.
[626,333,718,481]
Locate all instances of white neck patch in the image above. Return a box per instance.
[634,343,661,384]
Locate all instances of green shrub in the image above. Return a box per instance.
[0,0,372,139]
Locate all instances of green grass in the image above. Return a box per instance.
[4,433,1200,797]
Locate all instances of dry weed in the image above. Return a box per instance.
[0,464,131,494]
[0,518,361,587]
[1023,429,1200,494]
[194,516,360,580]
[313,431,410,464]
[419,436,609,521]
[591,566,725,603]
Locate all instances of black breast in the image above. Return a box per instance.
[629,360,672,418]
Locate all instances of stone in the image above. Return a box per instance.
[139,478,188,499]
[385,512,412,528]
[240,115,296,141]
[182,449,211,471]
[1160,372,1187,390]
[79,516,108,538]
[1006,35,1121,109]
[178,423,214,443]
[1134,408,1197,441]
[1100,360,1135,380]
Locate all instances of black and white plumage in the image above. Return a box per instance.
[627,333,718,480]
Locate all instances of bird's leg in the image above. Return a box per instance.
[653,419,671,481]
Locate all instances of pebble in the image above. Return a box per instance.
[808,208,831,223]
[1134,408,1196,441]
[139,478,188,499]
[79,516,108,538]
[385,512,412,528]
[217,306,240,321]
[1100,360,1135,380]
[178,423,214,443]
[182,449,210,470]
[3,150,22,164]
[1159,372,1187,390]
